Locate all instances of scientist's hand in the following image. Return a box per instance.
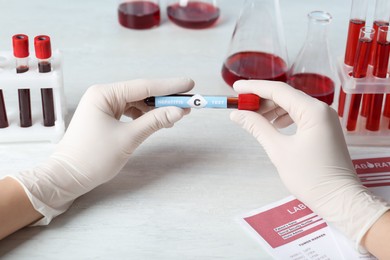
[230,80,389,249]
[12,77,194,225]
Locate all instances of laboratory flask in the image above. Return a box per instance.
[118,0,160,29]
[167,0,220,29]
[221,0,288,87]
[288,11,336,105]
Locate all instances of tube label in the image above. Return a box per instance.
[155,94,228,109]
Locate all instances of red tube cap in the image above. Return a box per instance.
[34,35,52,59]
[238,94,261,111]
[12,34,29,58]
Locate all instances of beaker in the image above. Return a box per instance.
[167,0,220,29]
[117,0,160,29]
[288,11,336,105]
[221,0,288,87]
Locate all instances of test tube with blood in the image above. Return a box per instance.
[144,93,261,111]
[34,35,55,127]
[345,27,374,131]
[12,34,32,127]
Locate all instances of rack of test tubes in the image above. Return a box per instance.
[338,62,390,146]
[0,34,66,143]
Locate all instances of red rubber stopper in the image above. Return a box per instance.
[34,35,52,59]
[238,94,261,111]
[12,34,29,58]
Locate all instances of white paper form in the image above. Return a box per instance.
[239,155,390,259]
[239,196,345,260]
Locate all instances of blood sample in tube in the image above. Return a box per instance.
[35,35,55,127]
[0,90,8,128]
[346,28,374,131]
[366,27,390,131]
[12,34,32,127]
[338,0,368,117]
[144,93,261,111]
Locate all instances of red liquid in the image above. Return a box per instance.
[370,20,389,65]
[0,90,8,128]
[346,37,372,131]
[367,40,390,131]
[167,2,220,29]
[338,87,346,117]
[39,62,55,127]
[384,95,390,117]
[344,19,365,66]
[118,1,160,29]
[221,51,288,87]
[17,66,32,127]
[288,73,335,105]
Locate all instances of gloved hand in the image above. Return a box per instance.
[11,77,194,225]
[230,80,390,249]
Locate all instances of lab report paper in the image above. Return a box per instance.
[239,196,343,259]
[239,155,390,259]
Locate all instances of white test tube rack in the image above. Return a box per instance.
[0,50,66,143]
[338,60,390,146]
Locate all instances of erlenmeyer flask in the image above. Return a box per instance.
[167,0,220,29]
[288,11,336,105]
[221,0,288,87]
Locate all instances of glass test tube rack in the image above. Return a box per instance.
[338,60,390,146]
[0,50,66,143]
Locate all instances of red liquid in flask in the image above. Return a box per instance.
[221,51,288,87]
[118,1,160,29]
[167,2,220,29]
[289,73,335,105]
[344,19,365,66]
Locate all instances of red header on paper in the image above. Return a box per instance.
[244,199,327,248]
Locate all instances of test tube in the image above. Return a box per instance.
[338,0,369,117]
[12,34,32,127]
[360,0,390,117]
[369,0,390,65]
[366,26,390,131]
[346,27,374,131]
[0,89,8,128]
[34,35,55,127]
[144,93,260,111]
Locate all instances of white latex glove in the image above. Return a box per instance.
[11,77,194,225]
[230,80,390,249]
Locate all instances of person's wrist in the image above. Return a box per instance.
[10,157,83,225]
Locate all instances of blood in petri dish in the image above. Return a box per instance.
[288,73,335,105]
[38,61,55,126]
[167,1,220,29]
[221,51,288,87]
[16,66,32,127]
[118,1,160,29]
[0,90,8,128]
[344,19,365,66]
